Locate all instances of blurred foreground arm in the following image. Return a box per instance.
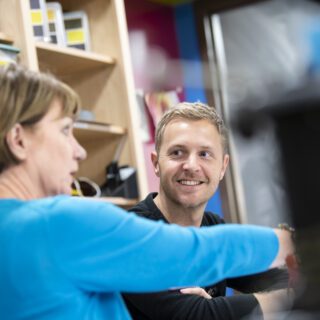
[254,288,295,319]
[253,229,295,319]
[270,229,294,268]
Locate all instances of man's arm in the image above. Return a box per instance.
[123,291,262,320]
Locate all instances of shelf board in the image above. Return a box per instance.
[36,42,115,76]
[100,197,138,208]
[84,196,138,208]
[74,120,126,141]
[0,31,14,44]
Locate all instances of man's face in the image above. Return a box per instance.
[152,118,229,210]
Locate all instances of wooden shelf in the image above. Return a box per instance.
[36,42,116,76]
[101,197,138,208]
[87,196,138,209]
[74,121,126,142]
[0,0,148,201]
[74,120,127,186]
[0,31,13,44]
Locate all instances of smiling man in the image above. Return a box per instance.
[151,103,229,228]
[123,102,290,320]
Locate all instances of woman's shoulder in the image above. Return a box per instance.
[1,195,125,223]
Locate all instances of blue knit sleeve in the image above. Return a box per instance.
[44,196,278,293]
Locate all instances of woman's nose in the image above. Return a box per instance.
[73,136,87,161]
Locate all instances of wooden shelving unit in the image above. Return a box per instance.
[0,31,14,44]
[74,121,126,141]
[94,196,138,209]
[36,42,115,76]
[0,0,148,207]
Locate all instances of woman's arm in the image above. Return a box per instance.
[45,196,291,293]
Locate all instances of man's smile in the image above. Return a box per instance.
[177,179,206,186]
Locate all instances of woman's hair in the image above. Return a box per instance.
[155,101,228,154]
[0,63,81,172]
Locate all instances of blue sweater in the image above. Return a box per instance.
[0,196,278,319]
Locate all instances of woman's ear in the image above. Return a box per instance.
[151,151,160,177]
[6,124,28,161]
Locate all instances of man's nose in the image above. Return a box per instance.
[182,154,200,171]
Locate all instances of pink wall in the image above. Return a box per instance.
[125,0,183,91]
[125,0,184,192]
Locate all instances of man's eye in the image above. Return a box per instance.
[171,150,183,157]
[200,151,210,158]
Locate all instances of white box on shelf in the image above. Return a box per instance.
[63,11,91,51]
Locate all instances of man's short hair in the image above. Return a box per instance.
[155,102,228,154]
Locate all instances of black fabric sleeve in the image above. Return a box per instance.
[123,290,262,320]
[227,268,289,293]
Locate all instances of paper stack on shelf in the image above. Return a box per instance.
[29,1,91,51]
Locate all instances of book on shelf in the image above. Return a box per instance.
[29,0,50,42]
[0,43,20,66]
[46,2,66,46]
[63,11,91,51]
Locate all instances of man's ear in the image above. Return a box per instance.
[6,124,28,161]
[219,154,230,181]
[151,151,160,177]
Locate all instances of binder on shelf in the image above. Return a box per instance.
[0,43,20,66]
[29,0,50,42]
[63,11,91,51]
[46,2,66,46]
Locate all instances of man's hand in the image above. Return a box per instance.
[180,287,212,299]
